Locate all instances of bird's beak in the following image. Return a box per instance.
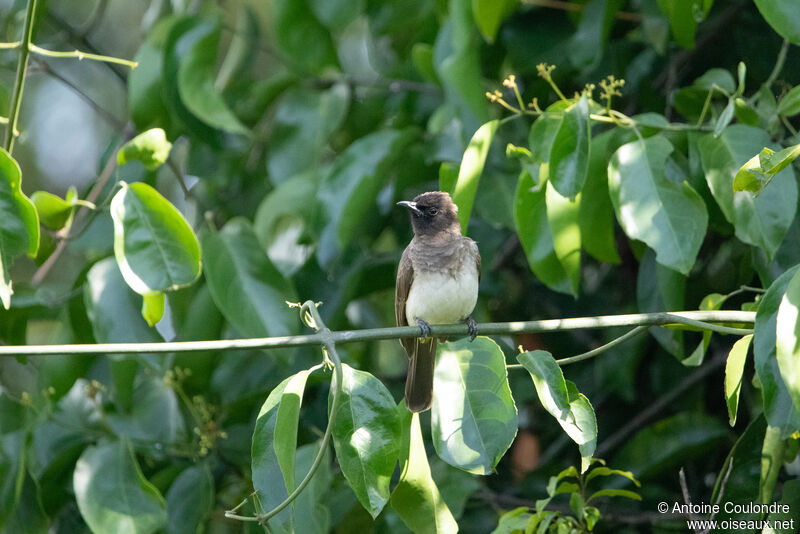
[397,200,421,215]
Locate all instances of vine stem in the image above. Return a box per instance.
[224,301,344,526]
[0,310,754,357]
[4,0,37,152]
[29,44,139,68]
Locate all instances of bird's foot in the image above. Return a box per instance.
[416,319,433,340]
[464,316,478,341]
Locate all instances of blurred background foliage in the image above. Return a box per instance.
[1,0,800,532]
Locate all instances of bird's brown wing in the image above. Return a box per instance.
[395,246,414,356]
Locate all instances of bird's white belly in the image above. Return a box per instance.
[405,263,479,325]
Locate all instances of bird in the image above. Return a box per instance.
[395,191,481,412]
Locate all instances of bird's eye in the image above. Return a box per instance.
[428,207,439,216]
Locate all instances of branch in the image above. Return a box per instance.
[4,0,37,152]
[0,310,754,357]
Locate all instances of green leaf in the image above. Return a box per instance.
[412,43,439,84]
[111,181,202,298]
[579,130,620,264]
[766,479,800,533]
[266,84,349,185]
[141,292,165,327]
[273,0,338,73]
[549,95,591,199]
[636,248,685,358]
[777,85,800,116]
[117,128,173,170]
[254,170,319,277]
[713,98,735,137]
[568,0,622,68]
[754,265,800,437]
[725,334,752,426]
[0,431,25,531]
[710,415,765,506]
[608,136,707,275]
[491,507,533,534]
[760,425,785,505]
[166,463,214,534]
[514,169,574,296]
[252,370,312,532]
[517,350,597,473]
[434,0,489,127]
[31,188,76,230]
[391,412,458,534]
[683,292,726,366]
[657,0,712,49]
[177,21,250,135]
[545,182,581,296]
[308,0,362,31]
[472,0,516,43]
[431,337,518,475]
[73,440,167,534]
[202,218,298,338]
[329,365,401,518]
[450,120,499,233]
[586,489,642,502]
[613,413,729,479]
[584,466,640,486]
[754,0,800,44]
[439,161,459,194]
[733,144,800,194]
[316,129,415,265]
[105,377,187,444]
[529,107,566,164]
[776,268,800,414]
[698,126,798,260]
[694,68,736,94]
[0,147,39,310]
[128,16,177,130]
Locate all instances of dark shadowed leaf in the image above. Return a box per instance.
[549,95,591,199]
[73,440,166,534]
[273,0,338,73]
[293,441,332,534]
[637,248,685,358]
[166,463,214,534]
[579,130,619,263]
[329,365,401,518]
[432,337,518,474]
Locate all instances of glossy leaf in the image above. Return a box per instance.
[166,464,214,534]
[202,218,298,338]
[128,16,176,130]
[754,0,800,44]
[514,170,574,296]
[432,337,518,475]
[0,148,39,309]
[698,126,798,260]
[656,0,712,49]
[545,182,581,296]
[733,144,800,194]
[579,130,620,264]
[776,85,800,116]
[391,412,458,534]
[725,335,752,426]
[31,187,76,230]
[608,136,707,275]
[613,413,729,479]
[266,84,349,184]
[316,129,414,265]
[754,266,800,437]
[273,0,338,73]
[713,98,735,137]
[73,440,166,534]
[177,21,249,135]
[549,95,591,199]
[252,370,311,532]
[450,120,499,232]
[329,364,401,518]
[528,107,565,164]
[111,181,202,297]
[776,269,800,413]
[117,128,172,170]
[472,0,516,43]
[517,350,597,472]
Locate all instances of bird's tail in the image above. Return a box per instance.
[405,338,437,412]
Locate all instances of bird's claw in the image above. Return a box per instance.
[465,316,478,341]
[416,319,433,340]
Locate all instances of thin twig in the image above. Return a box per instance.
[4,0,37,152]
[679,468,702,533]
[0,311,755,357]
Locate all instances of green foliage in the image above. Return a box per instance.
[2,1,800,533]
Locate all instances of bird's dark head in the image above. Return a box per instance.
[397,191,461,236]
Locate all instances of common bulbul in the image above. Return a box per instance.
[395,191,481,412]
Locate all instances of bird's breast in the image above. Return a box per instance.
[405,261,479,326]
